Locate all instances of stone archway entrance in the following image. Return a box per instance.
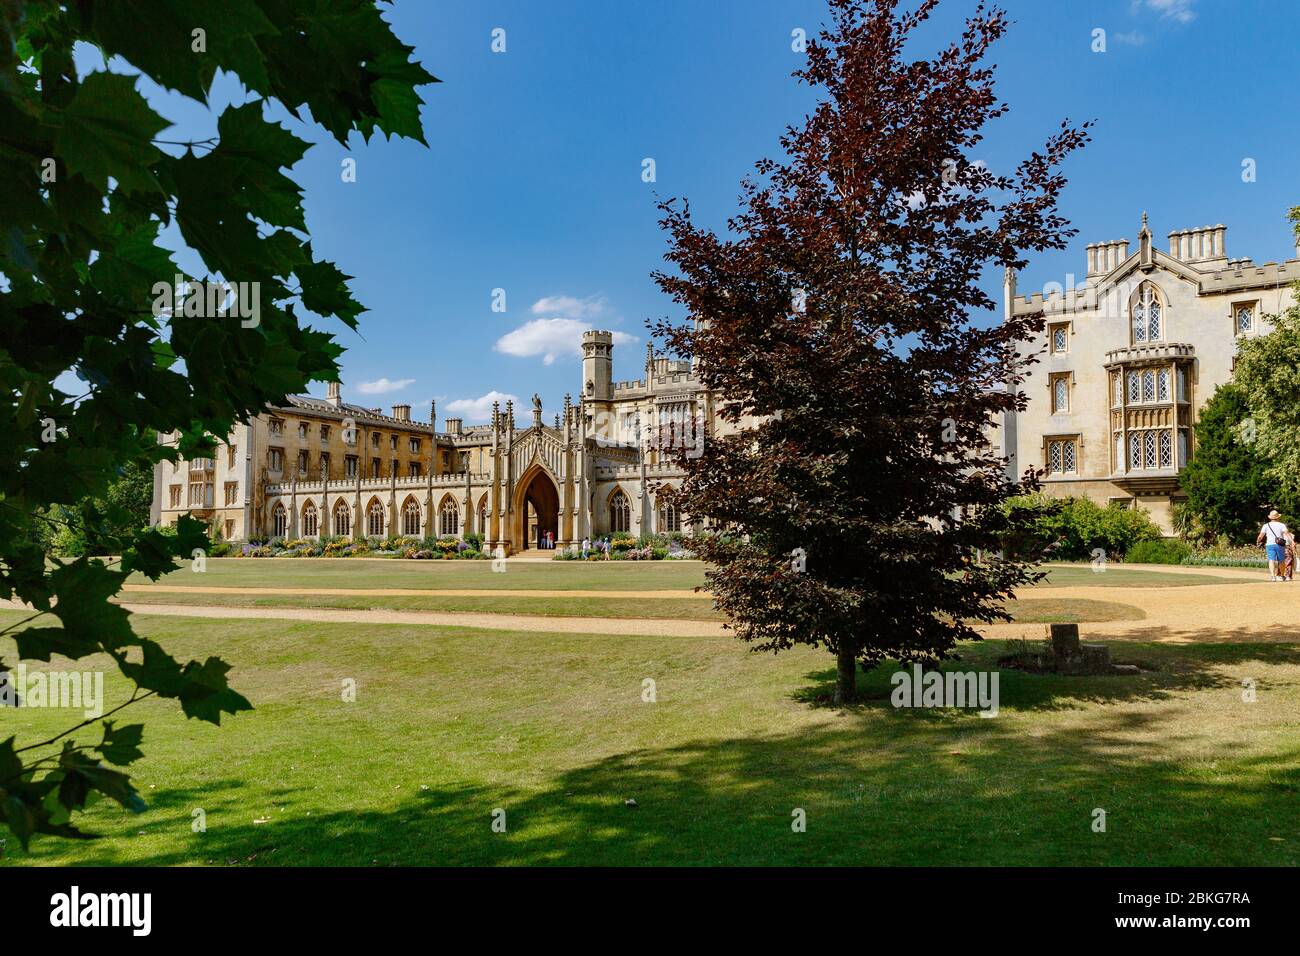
[515,465,560,550]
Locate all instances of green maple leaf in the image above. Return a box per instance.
[53,71,166,194]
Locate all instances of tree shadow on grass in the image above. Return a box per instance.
[13,685,1299,868]
[791,641,1300,713]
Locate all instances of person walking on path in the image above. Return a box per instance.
[1284,526,1296,582]
[1257,510,1289,581]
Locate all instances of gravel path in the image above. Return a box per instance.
[112,601,728,637]
[1004,581,1300,643]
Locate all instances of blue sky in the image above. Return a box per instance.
[97,0,1300,423]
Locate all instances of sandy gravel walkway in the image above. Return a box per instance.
[1004,580,1300,644]
[120,584,703,599]
[111,601,727,637]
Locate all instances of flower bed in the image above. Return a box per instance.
[226,536,487,559]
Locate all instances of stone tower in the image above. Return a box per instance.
[581,330,613,401]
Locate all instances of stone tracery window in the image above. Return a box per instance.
[403,499,421,536]
[657,498,680,533]
[333,500,350,537]
[302,501,318,537]
[272,503,287,537]
[610,490,630,533]
[367,500,385,537]
[1132,283,1164,344]
[440,498,459,537]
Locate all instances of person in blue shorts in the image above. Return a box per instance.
[1257,510,1289,581]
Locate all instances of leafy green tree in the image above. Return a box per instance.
[0,0,435,847]
[45,442,157,557]
[997,493,1159,560]
[1234,210,1300,522]
[1179,384,1275,544]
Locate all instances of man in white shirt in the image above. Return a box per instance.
[1257,510,1289,581]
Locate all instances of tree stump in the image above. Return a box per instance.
[1049,623,1080,660]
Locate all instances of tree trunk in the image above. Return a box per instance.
[834,641,857,705]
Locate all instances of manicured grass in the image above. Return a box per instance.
[115,590,1138,625]
[126,557,1251,596]
[4,608,1297,866]
[1034,565,1259,588]
[129,557,708,591]
[1003,597,1144,624]
[116,591,721,621]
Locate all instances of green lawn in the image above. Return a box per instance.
[128,557,709,591]
[4,608,1297,866]
[114,590,1142,625]
[126,557,1256,594]
[1034,565,1259,588]
[117,590,721,620]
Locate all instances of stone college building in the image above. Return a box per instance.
[151,214,1299,545]
[151,331,722,553]
[1001,214,1299,533]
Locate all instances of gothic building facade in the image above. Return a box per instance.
[1002,214,1299,533]
[151,331,721,552]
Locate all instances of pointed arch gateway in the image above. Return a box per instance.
[514,462,560,551]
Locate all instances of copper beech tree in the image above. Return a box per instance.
[652,0,1089,703]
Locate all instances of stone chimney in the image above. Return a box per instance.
[1168,224,1226,264]
[1086,239,1130,276]
[445,417,463,435]
[391,404,411,421]
[326,381,342,407]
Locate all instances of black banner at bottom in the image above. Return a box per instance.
[0,865,1289,940]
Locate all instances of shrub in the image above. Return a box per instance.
[1125,538,1192,565]
[998,494,1161,561]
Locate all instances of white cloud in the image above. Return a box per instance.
[1138,0,1196,24]
[355,377,415,395]
[530,294,609,320]
[1113,30,1146,46]
[444,390,520,423]
[495,318,635,365]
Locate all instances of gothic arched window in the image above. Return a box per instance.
[610,490,630,534]
[333,500,350,537]
[272,503,287,538]
[440,498,459,537]
[657,498,680,533]
[1132,283,1164,344]
[403,500,421,536]
[367,500,385,537]
[302,502,318,537]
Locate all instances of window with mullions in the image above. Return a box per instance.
[1046,438,1078,475]
[1132,283,1164,344]
[1127,429,1172,470]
